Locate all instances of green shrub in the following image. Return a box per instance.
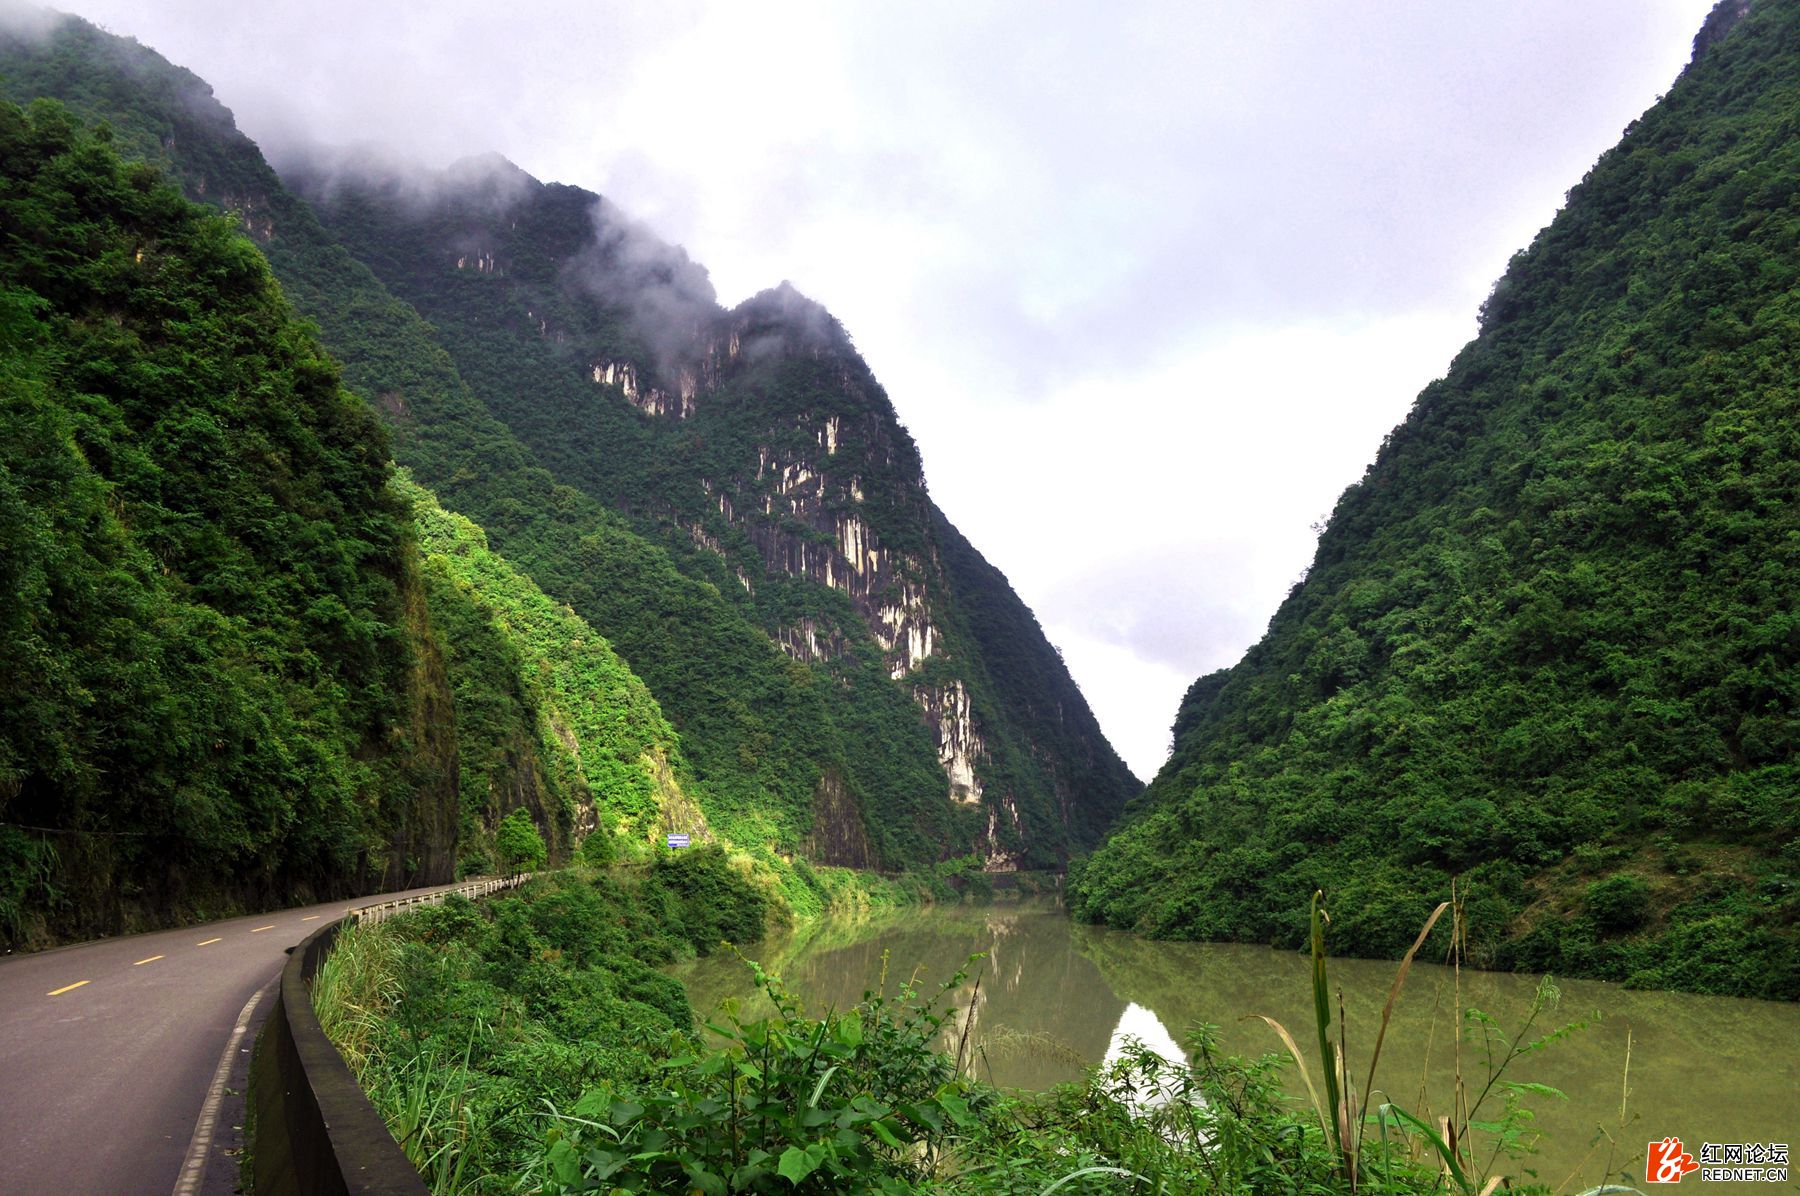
[1585,874,1651,933]
[646,846,769,955]
[495,809,548,871]
[579,829,615,867]
[538,962,975,1194]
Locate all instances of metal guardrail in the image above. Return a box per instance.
[350,872,529,926]
[249,872,533,1194]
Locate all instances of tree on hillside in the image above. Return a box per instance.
[495,809,547,871]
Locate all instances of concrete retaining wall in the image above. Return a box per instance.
[248,876,527,1194]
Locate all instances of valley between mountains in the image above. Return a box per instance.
[0,3,1795,1193]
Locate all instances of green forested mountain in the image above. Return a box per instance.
[282,154,1140,870]
[0,10,1137,942]
[0,98,459,943]
[1072,0,1798,999]
[402,470,709,867]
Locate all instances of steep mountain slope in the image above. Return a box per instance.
[1,12,1138,875]
[279,141,1142,870]
[402,471,708,865]
[0,98,458,945]
[1072,0,1798,998]
[0,18,864,875]
[0,30,800,941]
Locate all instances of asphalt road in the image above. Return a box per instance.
[0,882,472,1196]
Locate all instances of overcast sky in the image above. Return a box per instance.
[55,0,1716,780]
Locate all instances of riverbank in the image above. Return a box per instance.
[311,864,1578,1193]
[678,897,1800,1191]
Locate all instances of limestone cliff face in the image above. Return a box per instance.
[744,444,938,683]
[572,282,1065,868]
[280,155,1142,871]
[916,681,984,806]
[562,278,1129,870]
[590,358,694,418]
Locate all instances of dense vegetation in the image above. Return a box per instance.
[0,99,460,945]
[404,471,705,871]
[1073,0,1799,999]
[0,13,1139,881]
[323,875,1572,1194]
[286,152,1140,870]
[0,17,855,862]
[312,858,765,1188]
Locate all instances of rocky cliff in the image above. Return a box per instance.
[285,152,1141,869]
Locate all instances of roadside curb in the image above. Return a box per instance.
[246,875,528,1194]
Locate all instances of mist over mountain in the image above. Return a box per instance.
[0,8,1138,945]
[276,140,1139,867]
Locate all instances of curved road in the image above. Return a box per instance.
[0,882,474,1195]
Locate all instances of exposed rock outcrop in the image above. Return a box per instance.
[804,769,877,868]
[916,681,985,805]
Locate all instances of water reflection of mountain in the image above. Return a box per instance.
[1101,1002,1190,1112]
[674,902,1797,1191]
[675,903,1128,1092]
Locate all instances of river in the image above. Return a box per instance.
[673,897,1798,1190]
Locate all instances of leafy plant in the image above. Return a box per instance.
[494,809,548,871]
[539,959,988,1193]
[1253,891,1586,1195]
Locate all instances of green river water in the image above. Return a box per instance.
[673,898,1798,1191]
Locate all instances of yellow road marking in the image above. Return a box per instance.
[133,955,164,966]
[300,915,320,922]
[47,980,90,996]
[250,925,275,933]
[196,937,222,946]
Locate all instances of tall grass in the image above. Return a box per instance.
[1252,887,1590,1196]
[311,920,405,1073]
[311,919,490,1194]
[364,1048,480,1196]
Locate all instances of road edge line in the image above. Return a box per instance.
[172,982,267,1196]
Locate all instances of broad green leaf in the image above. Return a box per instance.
[547,1138,582,1185]
[936,1090,974,1128]
[682,1163,726,1196]
[777,1144,823,1185]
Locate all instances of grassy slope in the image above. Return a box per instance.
[402,470,709,865]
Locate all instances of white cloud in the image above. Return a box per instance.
[901,310,1475,776]
[53,0,1719,779]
